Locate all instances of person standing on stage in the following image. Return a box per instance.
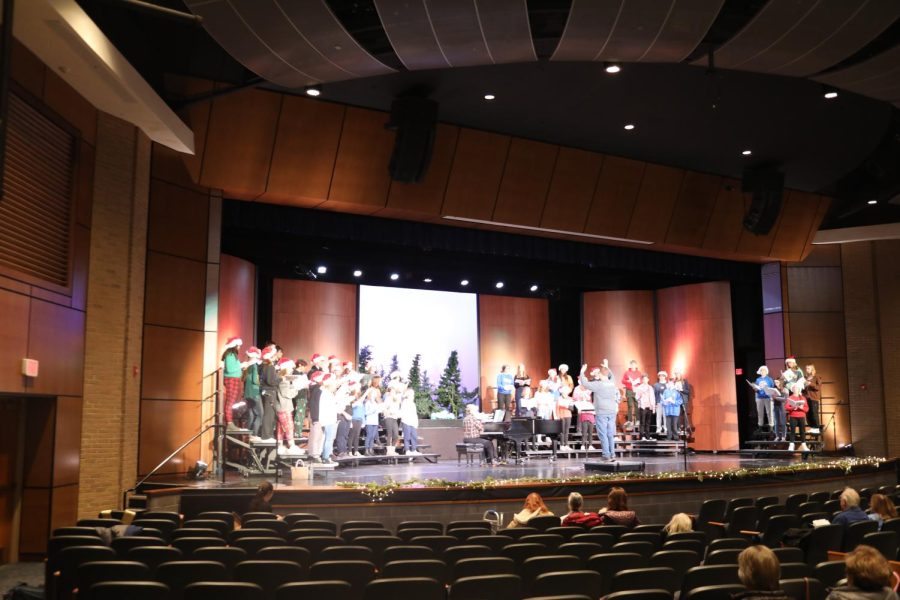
[275,358,301,455]
[363,375,382,456]
[653,371,668,436]
[334,379,357,459]
[804,364,821,434]
[771,379,788,442]
[534,380,556,420]
[786,383,809,452]
[463,404,498,465]
[514,364,531,405]
[672,369,693,434]
[292,359,310,437]
[306,353,327,461]
[318,373,339,465]
[580,361,619,462]
[399,379,420,455]
[621,360,642,432]
[496,365,514,419]
[382,383,402,455]
[557,364,574,451]
[243,346,263,440]
[662,380,683,441]
[573,382,594,450]
[754,366,775,433]
[222,337,244,430]
[635,374,655,441]
[348,381,366,457]
[781,357,805,390]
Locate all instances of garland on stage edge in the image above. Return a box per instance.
[334,456,889,502]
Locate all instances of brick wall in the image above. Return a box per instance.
[78,114,150,517]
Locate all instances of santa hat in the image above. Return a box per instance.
[558,364,569,372]
[246,346,261,358]
[547,368,557,377]
[389,371,401,380]
[345,380,359,388]
[590,366,602,375]
[309,371,325,384]
[224,337,242,350]
[657,370,668,378]
[277,358,295,371]
[320,373,334,386]
[756,366,769,375]
[327,355,338,362]
[342,361,353,369]
[311,353,323,362]
[785,356,797,364]
[261,345,278,361]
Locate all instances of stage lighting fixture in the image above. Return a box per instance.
[867,199,878,205]
[390,273,400,280]
[530,284,538,292]
[353,269,362,277]
[423,278,432,283]
[624,124,635,130]
[495,282,504,289]
[188,460,208,480]
[306,85,322,97]
[605,62,621,74]
[484,94,495,100]
[741,149,752,156]
[316,265,327,274]
[823,87,838,99]
[460,279,469,286]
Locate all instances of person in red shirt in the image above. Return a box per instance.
[786,383,809,452]
[621,360,642,432]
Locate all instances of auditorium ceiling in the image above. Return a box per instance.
[78,0,900,232]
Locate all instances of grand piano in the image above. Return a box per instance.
[483,418,562,463]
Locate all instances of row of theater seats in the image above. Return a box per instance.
[48,485,900,600]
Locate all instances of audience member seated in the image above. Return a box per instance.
[868,495,898,531]
[598,487,640,527]
[247,481,279,516]
[508,492,554,528]
[733,545,792,600]
[664,512,693,535]
[561,492,603,527]
[826,545,899,600]
[833,488,870,527]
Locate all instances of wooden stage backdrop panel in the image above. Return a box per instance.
[218,254,256,351]
[582,291,658,386]
[272,280,357,363]
[657,282,739,451]
[478,295,550,411]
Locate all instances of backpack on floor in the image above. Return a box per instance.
[4,584,44,600]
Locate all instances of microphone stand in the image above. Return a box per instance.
[679,402,689,472]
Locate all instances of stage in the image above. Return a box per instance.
[142,455,897,531]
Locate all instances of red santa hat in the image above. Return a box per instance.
[277,358,295,371]
[261,345,278,361]
[342,361,353,369]
[327,355,338,362]
[320,373,334,386]
[309,371,325,384]
[345,380,359,388]
[224,336,242,350]
[657,370,668,378]
[785,356,797,364]
[311,353,323,362]
[246,346,261,358]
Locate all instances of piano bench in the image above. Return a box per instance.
[456,443,485,465]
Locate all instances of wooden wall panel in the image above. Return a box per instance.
[442,129,510,220]
[53,396,82,487]
[27,300,85,397]
[271,280,357,363]
[139,399,202,475]
[264,96,344,203]
[148,180,209,261]
[75,141,95,228]
[491,139,558,226]
[627,164,685,243]
[0,399,21,564]
[665,172,721,247]
[584,156,645,238]
[24,399,54,489]
[657,282,739,451]
[478,295,550,409]
[326,107,395,209]
[200,88,282,195]
[144,253,207,330]
[769,191,821,260]
[0,289,30,393]
[11,40,45,100]
[18,488,50,555]
[142,325,206,400]
[702,180,745,252]
[786,266,844,313]
[582,291,658,384]
[42,70,97,145]
[540,148,604,232]
[385,124,460,217]
[736,195,782,256]
[50,484,79,532]
[788,312,847,358]
[218,254,257,352]
[71,226,90,313]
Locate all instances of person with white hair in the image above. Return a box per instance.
[832,488,870,527]
[754,366,775,432]
[463,404,499,465]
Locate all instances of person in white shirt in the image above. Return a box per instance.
[363,375,382,456]
[634,374,656,440]
[382,387,402,455]
[398,380,420,455]
[317,374,339,464]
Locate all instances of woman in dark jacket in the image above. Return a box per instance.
[258,345,280,442]
[732,546,792,600]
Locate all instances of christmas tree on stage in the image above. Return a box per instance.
[437,350,464,417]
[408,353,437,417]
[358,345,373,373]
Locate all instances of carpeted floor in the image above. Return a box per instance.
[0,562,43,597]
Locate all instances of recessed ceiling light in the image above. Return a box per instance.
[605,63,621,74]
[824,90,838,99]
[530,285,538,292]
[495,282,504,289]
[741,149,752,156]
[460,279,469,286]
[390,273,399,281]
[423,278,432,283]
[305,85,322,97]
[867,199,878,205]
[316,265,327,274]
[624,124,635,130]
[484,94,495,100]
[353,270,362,277]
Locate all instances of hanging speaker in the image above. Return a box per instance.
[386,96,437,184]
[742,167,784,235]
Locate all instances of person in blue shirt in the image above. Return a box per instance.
[496,365,515,419]
[832,488,871,527]
[754,366,775,433]
[661,381,684,441]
